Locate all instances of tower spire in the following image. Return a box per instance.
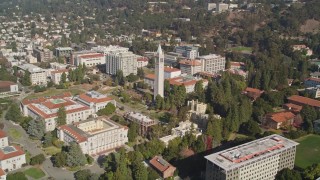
[157,44,163,55]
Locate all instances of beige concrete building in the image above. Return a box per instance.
[198,54,226,74]
[18,64,47,85]
[57,117,128,156]
[124,112,157,136]
[50,69,69,84]
[205,135,298,180]
[179,59,202,75]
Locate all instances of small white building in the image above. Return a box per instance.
[75,91,116,113]
[0,81,18,94]
[137,57,149,68]
[164,67,181,79]
[75,53,105,67]
[17,64,47,85]
[50,69,69,84]
[57,117,128,156]
[0,146,26,172]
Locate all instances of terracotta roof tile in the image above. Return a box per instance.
[288,95,320,108]
[0,81,16,88]
[305,77,320,83]
[58,125,87,143]
[0,145,25,160]
[179,60,201,66]
[0,131,6,138]
[22,92,72,105]
[0,168,5,176]
[149,156,176,173]
[78,93,113,103]
[79,53,104,59]
[266,111,295,123]
[144,74,155,80]
[164,67,181,73]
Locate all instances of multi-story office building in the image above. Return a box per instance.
[17,64,47,85]
[174,46,199,59]
[105,48,138,76]
[75,91,116,113]
[179,59,202,75]
[124,112,157,136]
[54,47,73,58]
[33,47,53,62]
[57,117,128,156]
[205,135,298,180]
[198,54,226,74]
[21,92,92,131]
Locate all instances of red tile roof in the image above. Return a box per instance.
[79,53,104,59]
[230,61,245,67]
[164,67,181,73]
[0,168,5,176]
[179,60,201,66]
[0,81,16,88]
[243,87,264,100]
[42,99,75,109]
[58,125,87,143]
[0,145,25,160]
[288,95,320,108]
[149,156,176,173]
[266,111,295,123]
[137,57,149,62]
[283,103,302,113]
[144,74,155,80]
[0,131,6,138]
[305,77,320,83]
[22,92,72,105]
[78,93,113,103]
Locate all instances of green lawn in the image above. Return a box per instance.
[8,128,21,140]
[26,88,85,99]
[24,167,46,179]
[295,134,320,169]
[43,146,61,156]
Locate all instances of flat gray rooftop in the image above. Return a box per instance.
[205,134,299,171]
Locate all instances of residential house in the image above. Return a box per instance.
[262,111,295,129]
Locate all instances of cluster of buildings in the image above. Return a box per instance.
[0,131,26,179]
[20,91,115,131]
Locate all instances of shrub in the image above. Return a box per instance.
[30,154,46,165]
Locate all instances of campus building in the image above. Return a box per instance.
[17,64,47,85]
[73,52,105,67]
[0,81,18,94]
[124,112,157,136]
[179,59,202,75]
[174,46,199,59]
[197,54,226,74]
[75,91,115,113]
[33,47,53,62]
[0,131,8,148]
[21,92,92,131]
[50,69,69,84]
[149,156,176,179]
[54,47,73,57]
[0,146,26,172]
[205,135,298,180]
[57,117,128,156]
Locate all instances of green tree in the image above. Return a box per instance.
[30,154,46,165]
[97,103,116,116]
[137,68,145,79]
[7,172,27,180]
[127,73,139,82]
[155,95,164,110]
[66,142,87,167]
[20,70,32,86]
[132,161,148,180]
[43,132,53,147]
[52,152,67,167]
[57,106,67,126]
[304,163,320,180]
[74,169,98,180]
[275,168,302,180]
[60,72,67,84]
[27,119,45,140]
[240,120,261,137]
[128,123,139,142]
[5,104,22,123]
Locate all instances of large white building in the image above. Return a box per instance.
[0,146,26,172]
[74,53,105,67]
[17,64,47,85]
[57,117,128,156]
[198,54,226,74]
[75,91,116,113]
[106,50,138,76]
[205,135,298,180]
[154,44,165,99]
[179,59,202,75]
[50,69,69,84]
[21,92,92,131]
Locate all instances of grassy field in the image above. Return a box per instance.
[26,87,85,99]
[295,134,320,169]
[8,128,21,140]
[24,167,46,179]
[43,146,61,156]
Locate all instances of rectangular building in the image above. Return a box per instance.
[106,50,138,76]
[198,54,226,74]
[174,46,199,59]
[205,135,298,180]
[75,91,115,113]
[74,53,105,67]
[50,69,69,85]
[179,59,202,75]
[288,95,320,109]
[124,112,157,136]
[0,81,18,93]
[21,92,92,131]
[17,64,47,85]
[0,146,26,172]
[33,47,53,62]
[57,117,128,156]
[54,47,73,57]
